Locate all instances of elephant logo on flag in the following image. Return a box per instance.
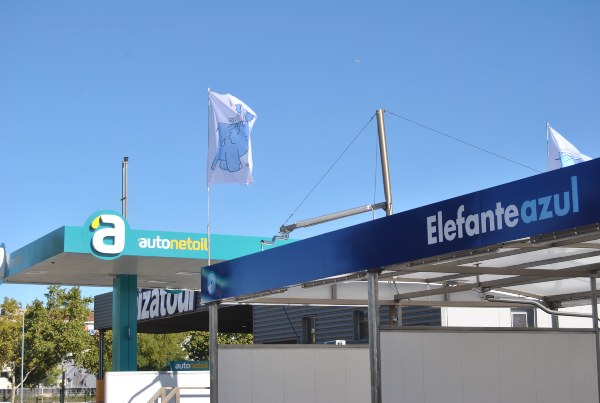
[211,104,255,173]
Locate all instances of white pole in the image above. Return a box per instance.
[20,309,24,403]
[207,89,212,266]
[546,123,550,163]
[207,88,218,402]
[207,186,211,265]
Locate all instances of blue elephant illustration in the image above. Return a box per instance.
[211,105,255,173]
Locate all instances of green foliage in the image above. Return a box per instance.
[0,297,23,398]
[137,333,188,370]
[183,332,253,361]
[0,297,22,366]
[22,286,93,387]
[2,287,255,388]
[80,330,112,376]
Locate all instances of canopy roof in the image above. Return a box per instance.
[202,159,600,309]
[1,214,271,290]
[4,160,600,311]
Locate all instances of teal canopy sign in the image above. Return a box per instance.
[4,210,274,279]
[82,210,211,260]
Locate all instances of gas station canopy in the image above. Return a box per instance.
[3,159,600,310]
[1,211,271,291]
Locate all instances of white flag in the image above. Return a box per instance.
[207,91,257,185]
[547,125,591,171]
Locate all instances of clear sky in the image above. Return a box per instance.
[1,1,598,307]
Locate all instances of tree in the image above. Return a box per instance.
[22,286,93,387]
[137,333,188,370]
[183,332,253,361]
[0,297,24,403]
[80,330,112,376]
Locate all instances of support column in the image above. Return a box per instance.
[547,302,560,329]
[98,330,105,377]
[372,109,390,403]
[376,109,393,216]
[112,274,137,371]
[209,302,219,403]
[367,269,382,403]
[590,273,600,402]
[551,314,560,329]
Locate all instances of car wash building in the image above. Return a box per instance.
[4,155,600,402]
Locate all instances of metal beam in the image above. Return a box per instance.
[376,109,392,216]
[396,300,528,308]
[393,262,600,301]
[544,291,594,305]
[385,243,535,274]
[390,266,593,279]
[422,250,600,281]
[280,202,387,234]
[394,272,580,302]
[384,227,600,277]
[302,272,367,288]
[236,298,372,306]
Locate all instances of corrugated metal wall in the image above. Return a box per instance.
[96,290,441,338]
[402,306,441,326]
[253,305,441,344]
[94,292,112,330]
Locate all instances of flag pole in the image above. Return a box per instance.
[546,122,550,162]
[207,88,218,403]
[207,186,211,265]
[207,88,212,266]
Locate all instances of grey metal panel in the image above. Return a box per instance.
[381,332,425,403]
[314,349,348,403]
[421,332,463,402]
[401,306,441,326]
[460,332,501,403]
[497,333,536,403]
[568,333,599,403]
[93,292,112,330]
[218,347,253,402]
[284,349,316,402]
[381,329,598,403]
[251,348,285,403]
[532,333,574,403]
[219,345,369,403]
[344,347,371,403]
[253,305,393,344]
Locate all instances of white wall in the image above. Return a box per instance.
[443,307,509,327]
[443,306,599,328]
[381,329,598,403]
[558,305,599,328]
[0,377,10,389]
[219,345,369,403]
[104,371,209,403]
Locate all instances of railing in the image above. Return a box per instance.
[0,388,95,402]
[147,386,210,403]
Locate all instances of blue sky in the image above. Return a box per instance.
[1,1,598,306]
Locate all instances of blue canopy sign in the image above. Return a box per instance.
[201,158,600,303]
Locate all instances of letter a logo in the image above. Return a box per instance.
[86,211,127,259]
